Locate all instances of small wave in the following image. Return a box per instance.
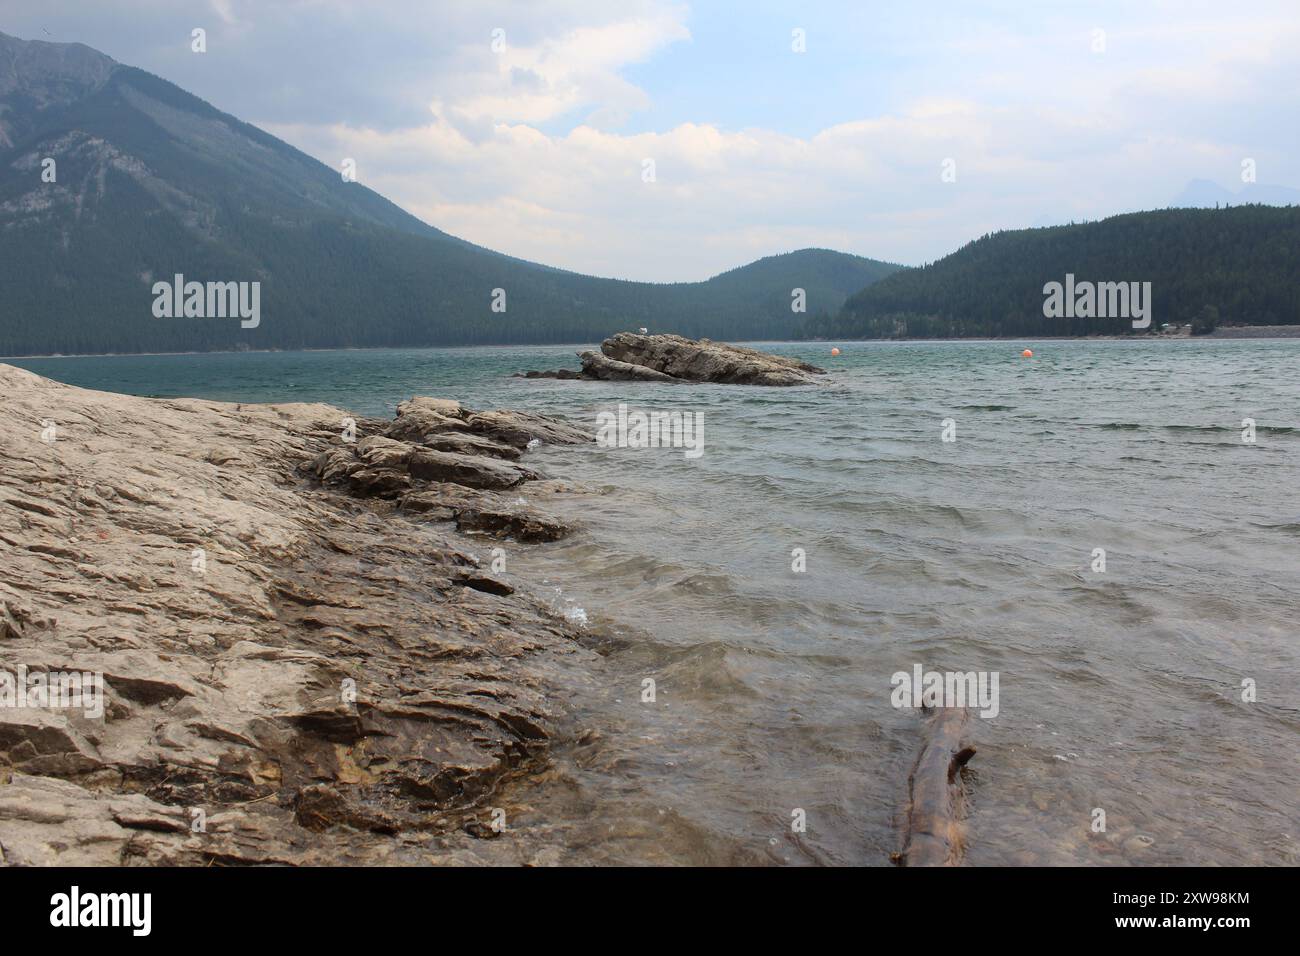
[672,572,737,596]
[1249,521,1300,534]
[1063,583,1156,622]
[1092,422,1297,436]
[1166,423,1296,435]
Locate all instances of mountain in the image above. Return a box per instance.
[804,206,1300,340]
[0,31,900,356]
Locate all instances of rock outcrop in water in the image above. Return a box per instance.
[577,348,684,383]
[516,333,827,386]
[595,333,827,385]
[0,363,593,865]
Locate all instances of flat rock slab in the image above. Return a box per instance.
[408,448,538,490]
[422,431,522,461]
[579,349,683,383]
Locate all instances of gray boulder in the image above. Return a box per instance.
[578,349,683,383]
[597,332,826,386]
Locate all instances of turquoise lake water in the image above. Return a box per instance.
[10,339,1299,865]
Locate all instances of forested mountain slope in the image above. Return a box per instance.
[803,206,1300,339]
[0,31,898,355]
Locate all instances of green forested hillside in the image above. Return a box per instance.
[0,32,899,355]
[803,206,1300,339]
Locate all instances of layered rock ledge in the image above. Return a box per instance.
[0,363,594,865]
[519,333,826,386]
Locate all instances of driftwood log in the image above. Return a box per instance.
[894,706,977,866]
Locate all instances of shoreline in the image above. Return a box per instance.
[6,325,1300,361]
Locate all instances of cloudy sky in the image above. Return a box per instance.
[6,1,1298,280]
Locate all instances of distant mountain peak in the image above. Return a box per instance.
[0,31,119,149]
[0,29,117,97]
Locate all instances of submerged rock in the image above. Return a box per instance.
[0,362,594,866]
[512,369,582,380]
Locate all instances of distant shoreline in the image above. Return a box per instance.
[5,325,1299,360]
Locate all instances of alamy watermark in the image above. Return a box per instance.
[1,665,104,718]
[50,886,150,936]
[152,273,260,328]
[891,664,999,718]
[1043,273,1151,329]
[595,403,704,459]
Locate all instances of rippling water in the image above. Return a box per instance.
[13,339,1299,866]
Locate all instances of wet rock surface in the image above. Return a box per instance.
[511,369,582,380]
[0,363,595,865]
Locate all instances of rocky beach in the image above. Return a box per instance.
[0,362,598,865]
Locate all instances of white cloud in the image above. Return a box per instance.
[463,13,687,124]
[11,0,1298,280]
[252,2,1300,280]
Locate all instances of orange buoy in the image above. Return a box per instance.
[831,347,841,356]
[1022,349,1033,358]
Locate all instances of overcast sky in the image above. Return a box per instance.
[5,0,1298,280]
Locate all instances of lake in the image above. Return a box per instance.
[11,338,1299,865]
